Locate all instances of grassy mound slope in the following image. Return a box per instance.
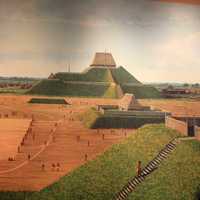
[54,68,114,82]
[128,139,200,200]
[27,80,117,98]
[0,124,182,200]
[121,84,161,99]
[28,98,68,105]
[110,67,141,85]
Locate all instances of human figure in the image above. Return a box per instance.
[87,140,90,147]
[32,133,35,141]
[102,134,105,140]
[77,135,80,142]
[136,161,142,176]
[52,163,55,171]
[56,163,60,171]
[22,138,25,145]
[17,146,20,153]
[41,163,45,171]
[124,131,127,137]
[84,154,88,162]
[28,154,31,160]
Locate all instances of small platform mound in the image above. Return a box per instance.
[28,98,69,105]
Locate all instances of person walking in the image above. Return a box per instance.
[41,163,45,171]
[136,161,142,176]
[56,163,60,171]
[52,163,55,171]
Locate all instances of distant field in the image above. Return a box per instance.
[0,88,27,94]
[141,99,200,117]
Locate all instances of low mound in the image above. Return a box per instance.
[28,98,69,105]
[0,124,188,200]
[121,84,161,99]
[81,108,165,129]
[54,68,114,82]
[27,80,117,98]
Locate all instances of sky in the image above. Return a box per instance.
[0,0,200,83]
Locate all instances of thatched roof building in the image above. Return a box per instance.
[90,52,116,68]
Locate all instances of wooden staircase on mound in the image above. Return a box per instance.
[114,138,181,200]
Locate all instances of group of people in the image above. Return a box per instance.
[41,163,61,172]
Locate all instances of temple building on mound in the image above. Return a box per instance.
[90,52,116,68]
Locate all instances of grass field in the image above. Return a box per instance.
[0,124,185,200]
[128,139,200,200]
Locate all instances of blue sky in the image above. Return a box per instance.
[0,0,200,83]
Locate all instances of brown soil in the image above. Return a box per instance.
[0,95,134,191]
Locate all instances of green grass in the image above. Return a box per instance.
[81,108,165,129]
[54,68,114,82]
[0,88,28,94]
[27,80,117,98]
[27,67,161,99]
[0,124,182,200]
[102,84,118,98]
[28,98,68,105]
[79,108,102,128]
[121,84,161,99]
[110,67,141,85]
[128,139,200,200]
